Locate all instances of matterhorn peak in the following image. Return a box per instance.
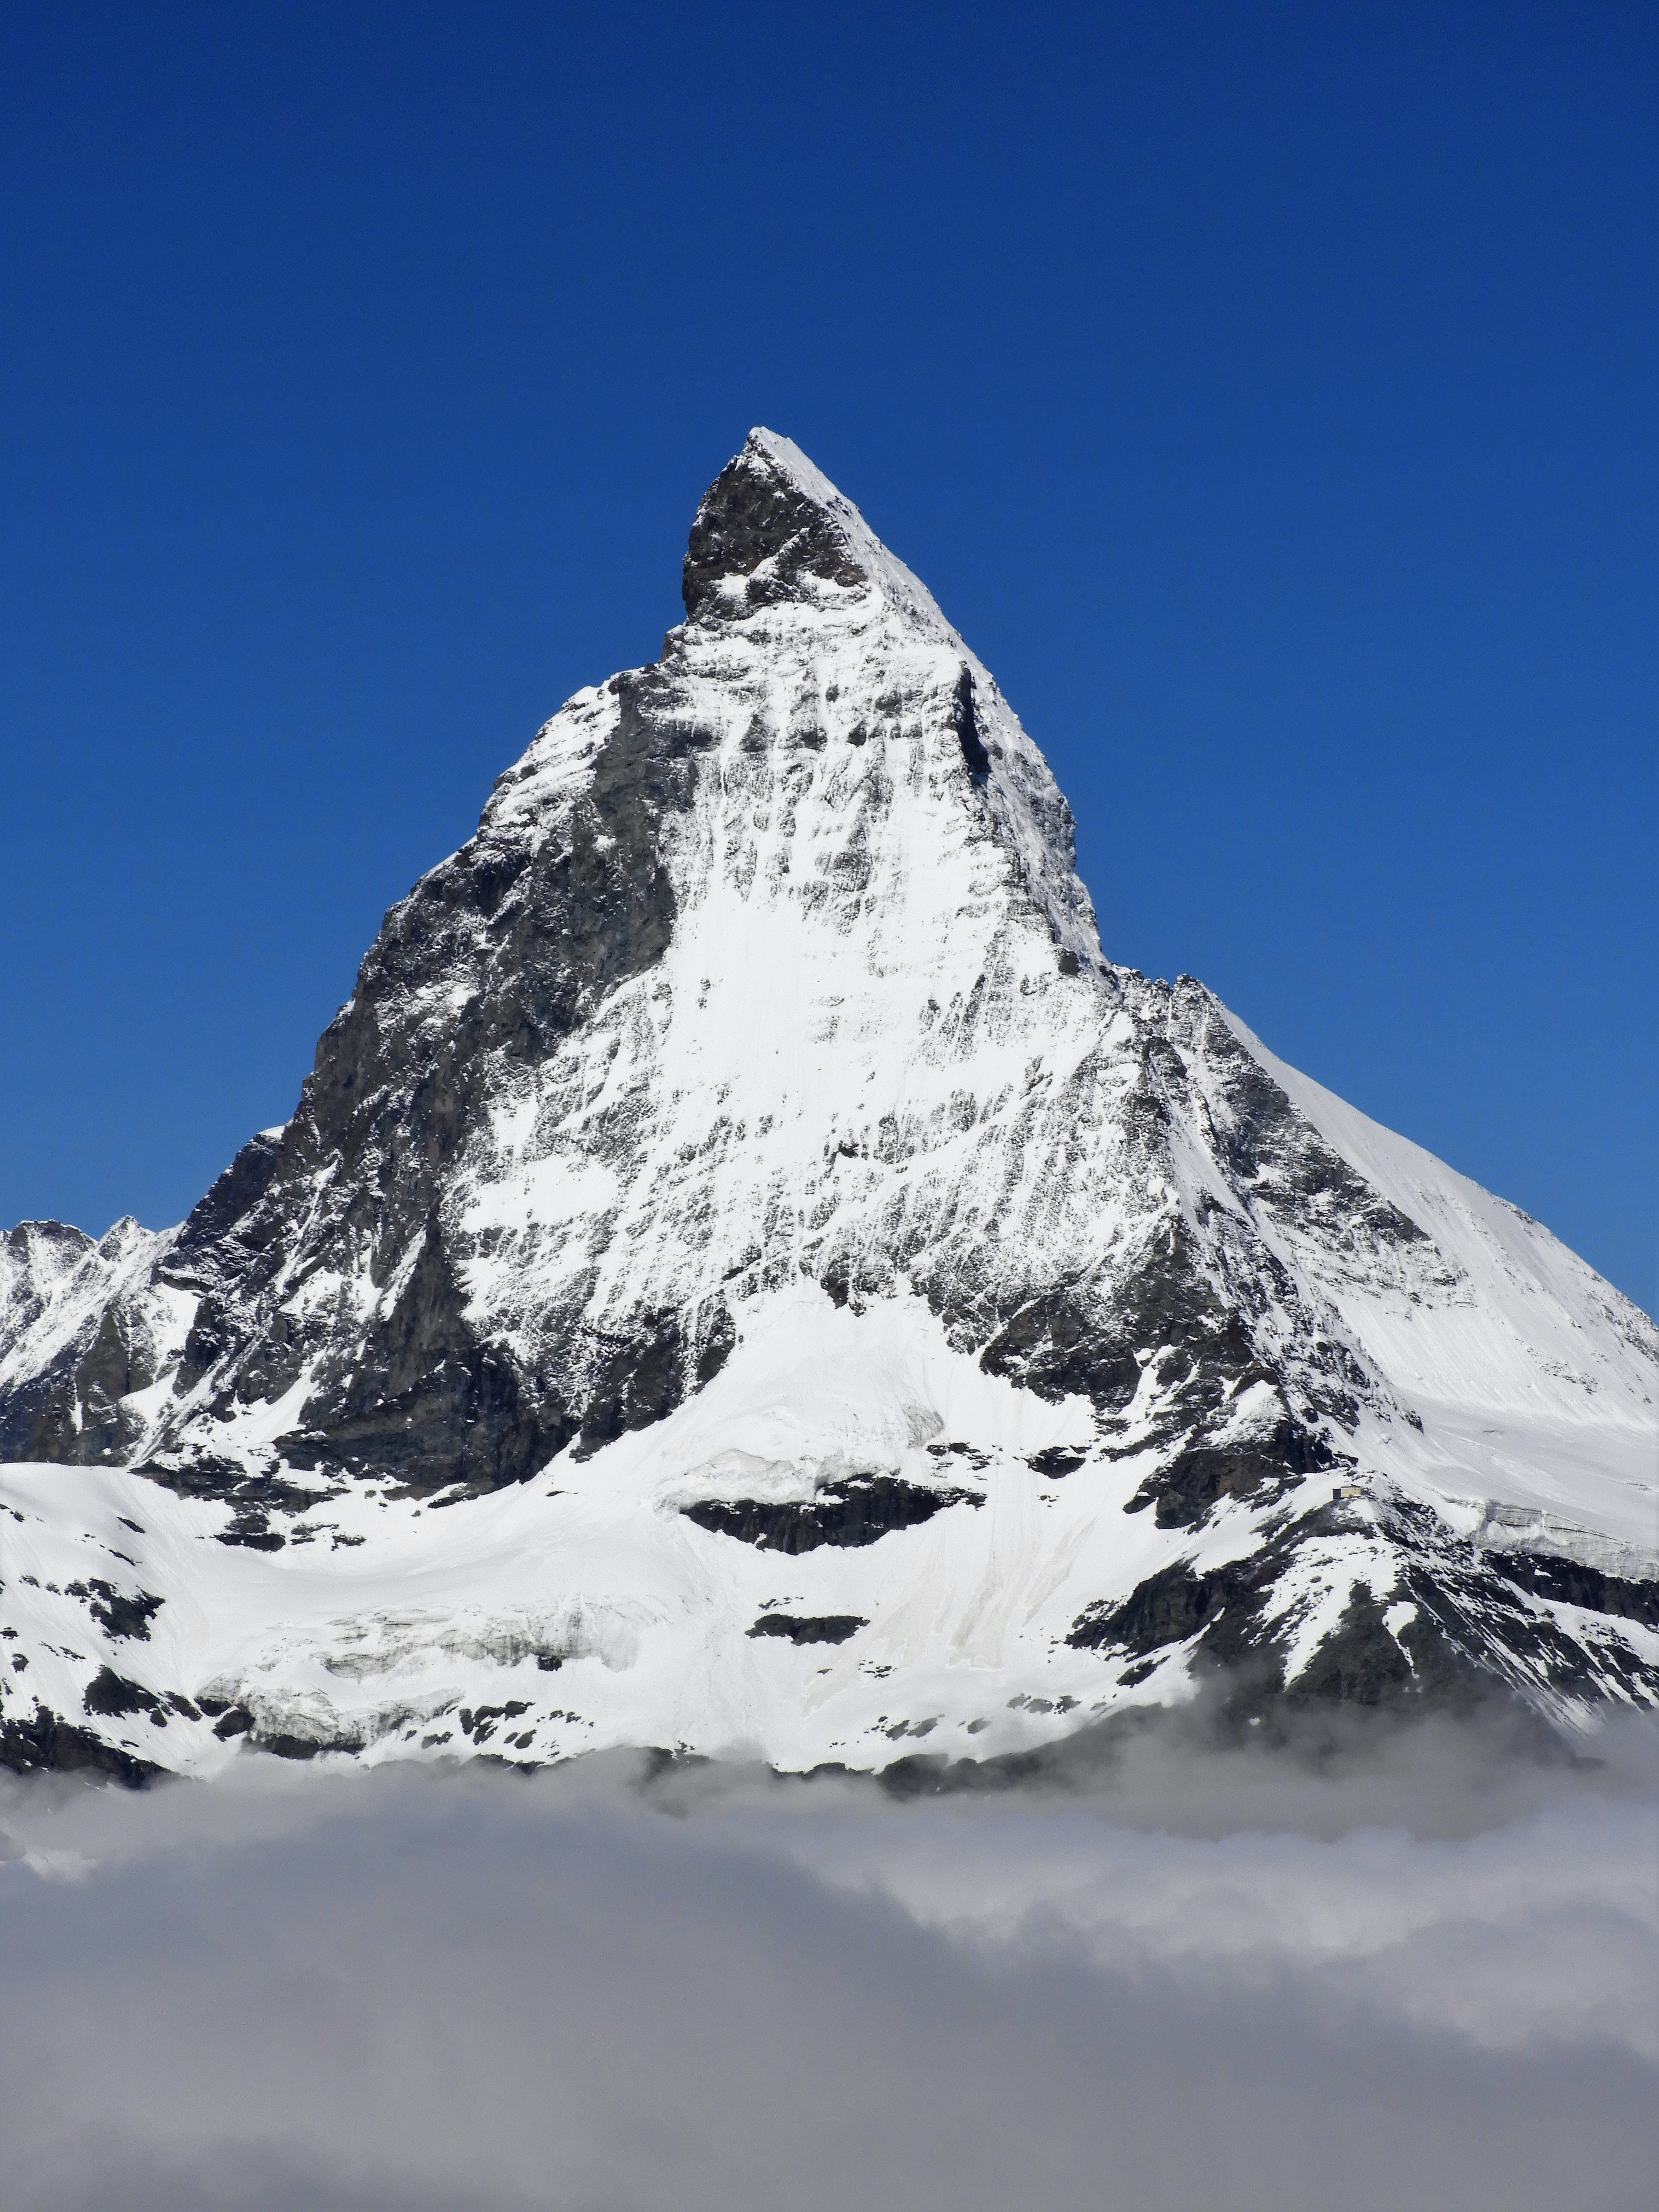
[2,433,1655,1784]
[682,428,960,643]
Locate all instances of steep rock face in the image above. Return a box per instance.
[2,431,1655,1779]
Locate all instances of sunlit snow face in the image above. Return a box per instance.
[448,563,1118,1368]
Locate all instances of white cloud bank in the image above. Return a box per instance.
[3,1706,1655,2211]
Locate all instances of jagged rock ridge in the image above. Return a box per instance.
[2,430,1655,1781]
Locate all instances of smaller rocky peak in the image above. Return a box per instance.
[1,1220,97,1316]
[682,428,958,641]
[96,1215,153,1263]
[5,1219,96,1266]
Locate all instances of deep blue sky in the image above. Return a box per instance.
[3,3,1654,1310]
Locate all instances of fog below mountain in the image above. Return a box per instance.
[5,1703,1653,2211]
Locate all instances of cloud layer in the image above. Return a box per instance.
[3,1706,1655,2212]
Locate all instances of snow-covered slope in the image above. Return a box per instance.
[2,430,1655,1782]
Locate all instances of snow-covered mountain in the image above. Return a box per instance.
[3,429,1655,1783]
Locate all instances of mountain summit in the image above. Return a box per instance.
[3,432,1655,1781]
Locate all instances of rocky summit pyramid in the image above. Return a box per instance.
[3,430,1656,1782]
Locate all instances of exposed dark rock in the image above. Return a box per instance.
[684,1477,980,1553]
[974,1218,1259,1418]
[1286,1582,1415,1706]
[1185,1001,1445,1271]
[1068,1556,1273,1662]
[5,1295,164,1466]
[82,1666,165,1721]
[1027,1447,1086,1479]
[0,1699,160,1786]
[1488,1553,1659,1629]
[167,1128,284,1269]
[215,1515,285,1551]
[457,1701,533,1742]
[135,1458,315,1511]
[1394,1552,1636,1706]
[576,1308,705,1457]
[1064,1483,1659,1721]
[950,665,990,783]
[1125,1422,1339,1528]
[63,1579,164,1641]
[747,1614,867,1644]
[683,438,867,622]
[255,1733,325,1761]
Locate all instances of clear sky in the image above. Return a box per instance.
[3,3,1654,1311]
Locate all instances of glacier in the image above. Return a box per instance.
[2,427,1655,1782]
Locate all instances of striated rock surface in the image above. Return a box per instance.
[3,430,1655,1781]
